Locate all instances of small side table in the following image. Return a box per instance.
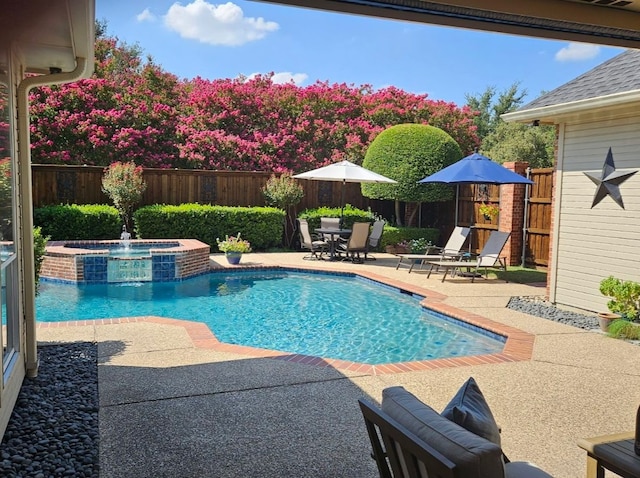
[578,431,639,478]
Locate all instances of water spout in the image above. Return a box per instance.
[120,225,131,250]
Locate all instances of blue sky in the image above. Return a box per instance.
[96,0,625,106]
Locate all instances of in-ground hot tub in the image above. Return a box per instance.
[41,239,211,284]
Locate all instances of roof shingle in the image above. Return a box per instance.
[519,49,640,110]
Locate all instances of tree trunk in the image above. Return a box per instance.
[394,200,403,226]
[406,202,420,227]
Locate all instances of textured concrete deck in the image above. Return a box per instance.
[37,252,640,477]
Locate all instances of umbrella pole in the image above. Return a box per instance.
[340,179,346,228]
[455,184,459,227]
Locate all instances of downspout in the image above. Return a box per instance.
[17,57,87,377]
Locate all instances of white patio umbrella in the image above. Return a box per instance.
[293,160,397,224]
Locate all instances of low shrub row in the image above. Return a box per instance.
[33,202,440,253]
[34,203,285,251]
[379,226,440,249]
[133,204,285,251]
[34,204,121,240]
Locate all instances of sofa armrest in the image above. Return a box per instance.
[359,398,457,478]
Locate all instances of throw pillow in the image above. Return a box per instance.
[441,377,502,446]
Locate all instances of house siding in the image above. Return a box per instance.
[553,115,640,313]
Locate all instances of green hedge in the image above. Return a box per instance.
[379,226,441,249]
[133,204,285,251]
[298,205,375,230]
[33,204,121,240]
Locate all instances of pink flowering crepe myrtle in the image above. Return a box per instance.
[28,34,479,172]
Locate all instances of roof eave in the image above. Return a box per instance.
[19,0,95,79]
[502,89,640,123]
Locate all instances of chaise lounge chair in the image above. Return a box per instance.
[395,226,470,273]
[426,230,510,282]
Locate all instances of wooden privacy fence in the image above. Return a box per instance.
[31,164,553,266]
[524,167,553,266]
[31,164,378,212]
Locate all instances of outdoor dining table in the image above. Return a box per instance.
[315,227,352,261]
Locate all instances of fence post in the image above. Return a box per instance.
[499,161,528,266]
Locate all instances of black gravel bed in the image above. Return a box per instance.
[0,342,99,478]
[507,296,599,330]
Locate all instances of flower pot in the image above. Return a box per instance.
[225,252,243,265]
[597,312,620,332]
[385,245,409,255]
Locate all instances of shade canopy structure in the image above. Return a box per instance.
[418,152,534,186]
[293,160,396,223]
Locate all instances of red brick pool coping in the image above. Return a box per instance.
[37,264,535,375]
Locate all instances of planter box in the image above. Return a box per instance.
[385,245,410,255]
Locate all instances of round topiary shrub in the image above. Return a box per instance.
[361,123,462,203]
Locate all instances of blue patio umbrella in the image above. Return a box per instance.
[418,152,534,186]
[418,151,533,249]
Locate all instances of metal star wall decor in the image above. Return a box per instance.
[584,147,637,209]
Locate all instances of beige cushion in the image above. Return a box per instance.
[382,386,505,478]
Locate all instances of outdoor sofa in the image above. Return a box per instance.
[359,378,553,477]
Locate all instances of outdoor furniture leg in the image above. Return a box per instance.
[586,455,605,478]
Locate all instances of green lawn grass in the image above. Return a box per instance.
[488,266,547,284]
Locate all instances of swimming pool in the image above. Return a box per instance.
[36,269,505,364]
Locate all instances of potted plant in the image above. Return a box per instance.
[409,238,432,254]
[385,240,410,255]
[598,276,640,331]
[478,202,500,220]
[216,233,252,265]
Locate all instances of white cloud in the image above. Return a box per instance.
[271,72,308,85]
[163,0,279,46]
[136,8,157,22]
[246,72,308,86]
[555,42,600,62]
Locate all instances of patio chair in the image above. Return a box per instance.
[364,219,385,261]
[426,230,510,282]
[320,217,341,241]
[297,218,328,260]
[359,384,553,478]
[337,222,371,263]
[395,226,470,273]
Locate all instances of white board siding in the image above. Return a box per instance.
[554,115,640,313]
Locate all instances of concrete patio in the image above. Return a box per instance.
[37,252,640,477]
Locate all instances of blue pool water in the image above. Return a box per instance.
[36,270,505,364]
